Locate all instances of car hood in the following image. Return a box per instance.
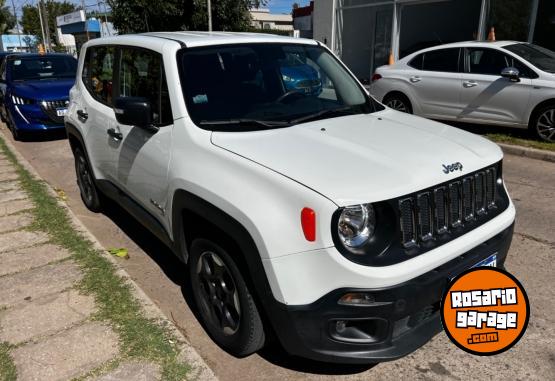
[211,109,503,206]
[11,79,74,100]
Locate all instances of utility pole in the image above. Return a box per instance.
[207,0,212,32]
[41,0,52,51]
[37,0,47,52]
[82,0,90,41]
[10,0,22,51]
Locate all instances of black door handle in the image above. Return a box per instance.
[77,109,88,121]
[107,128,123,140]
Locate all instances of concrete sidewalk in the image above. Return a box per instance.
[0,143,216,380]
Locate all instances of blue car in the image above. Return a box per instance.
[280,53,322,96]
[0,53,77,140]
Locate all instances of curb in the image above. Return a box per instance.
[0,129,218,381]
[497,142,555,163]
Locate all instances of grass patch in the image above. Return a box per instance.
[0,137,190,380]
[486,133,555,152]
[0,342,16,381]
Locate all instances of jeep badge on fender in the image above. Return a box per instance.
[65,32,515,364]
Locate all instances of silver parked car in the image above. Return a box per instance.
[370,41,555,142]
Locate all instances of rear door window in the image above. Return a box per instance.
[83,46,115,106]
[422,48,460,72]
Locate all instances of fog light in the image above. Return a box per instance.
[338,292,375,306]
[336,320,347,333]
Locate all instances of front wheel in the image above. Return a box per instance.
[189,238,265,357]
[74,147,102,212]
[530,104,555,142]
[383,93,413,114]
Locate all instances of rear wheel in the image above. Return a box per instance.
[383,93,413,114]
[189,238,265,357]
[530,104,555,142]
[74,147,102,212]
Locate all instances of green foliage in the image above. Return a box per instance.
[0,0,15,35]
[21,1,76,47]
[107,0,265,33]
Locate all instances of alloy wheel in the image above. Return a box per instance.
[386,99,408,113]
[76,154,94,203]
[536,108,555,142]
[196,251,241,335]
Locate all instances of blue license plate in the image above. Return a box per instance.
[472,253,497,268]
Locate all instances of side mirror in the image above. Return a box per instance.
[501,67,520,82]
[113,96,158,132]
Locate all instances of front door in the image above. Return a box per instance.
[110,46,173,224]
[458,47,532,125]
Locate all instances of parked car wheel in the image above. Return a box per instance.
[530,104,555,142]
[189,238,265,357]
[74,147,102,212]
[383,93,413,114]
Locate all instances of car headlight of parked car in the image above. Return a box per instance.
[11,95,34,105]
[337,204,376,250]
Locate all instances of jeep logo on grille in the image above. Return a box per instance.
[442,162,463,174]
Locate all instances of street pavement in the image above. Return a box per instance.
[2,123,554,380]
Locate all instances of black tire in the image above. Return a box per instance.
[529,103,555,142]
[73,147,102,212]
[383,93,413,114]
[189,238,265,357]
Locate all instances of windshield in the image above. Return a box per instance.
[504,43,555,73]
[179,43,382,131]
[9,55,77,81]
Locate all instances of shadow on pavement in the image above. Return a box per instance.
[99,197,376,375]
[15,129,68,142]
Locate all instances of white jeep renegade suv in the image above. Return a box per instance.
[66,32,515,363]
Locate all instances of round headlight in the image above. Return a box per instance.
[337,204,376,249]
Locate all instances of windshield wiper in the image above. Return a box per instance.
[199,118,290,129]
[288,106,355,125]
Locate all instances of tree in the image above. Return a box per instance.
[0,0,16,34]
[107,0,265,33]
[21,1,76,47]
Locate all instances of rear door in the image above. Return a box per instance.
[79,45,118,181]
[408,48,463,118]
[110,46,173,220]
[458,47,532,125]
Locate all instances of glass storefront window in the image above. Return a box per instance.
[533,0,555,51]
[487,0,534,41]
[399,0,482,58]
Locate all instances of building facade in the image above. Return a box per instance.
[250,8,294,31]
[293,1,314,38]
[313,0,555,83]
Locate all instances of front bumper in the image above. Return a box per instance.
[265,223,514,363]
[9,104,65,131]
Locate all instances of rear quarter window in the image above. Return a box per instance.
[408,54,423,70]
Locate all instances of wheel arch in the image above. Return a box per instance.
[527,98,555,127]
[382,90,415,113]
[171,189,275,306]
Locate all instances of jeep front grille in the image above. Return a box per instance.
[399,165,499,248]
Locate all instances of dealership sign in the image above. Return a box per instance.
[56,10,86,27]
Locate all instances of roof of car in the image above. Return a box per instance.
[88,31,319,48]
[418,40,522,52]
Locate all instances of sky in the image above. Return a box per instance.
[11,0,311,17]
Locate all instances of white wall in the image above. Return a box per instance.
[313,0,334,48]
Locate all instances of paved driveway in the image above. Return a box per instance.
[2,123,554,380]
